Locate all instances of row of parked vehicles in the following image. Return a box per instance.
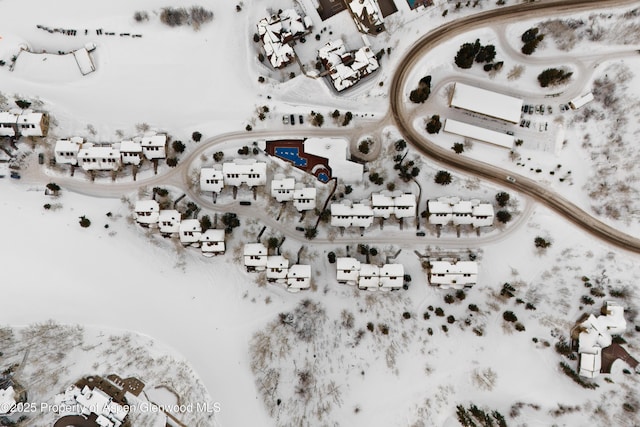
[522,104,552,115]
[282,114,304,125]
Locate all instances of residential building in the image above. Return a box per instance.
[0,111,18,137]
[158,210,181,236]
[318,37,379,92]
[119,138,143,166]
[266,256,289,283]
[358,264,379,290]
[379,264,404,291]
[346,0,385,35]
[200,168,225,193]
[134,200,160,227]
[140,134,167,160]
[257,9,312,68]
[54,137,83,165]
[77,144,121,171]
[15,109,49,137]
[287,264,311,292]
[54,384,128,427]
[371,191,416,219]
[578,301,627,378]
[427,197,494,228]
[0,386,16,415]
[0,109,49,137]
[336,257,361,284]
[428,261,478,289]
[293,187,317,211]
[200,229,225,256]
[331,201,374,228]
[222,160,267,188]
[179,219,202,246]
[244,243,268,271]
[271,176,296,202]
[471,202,494,227]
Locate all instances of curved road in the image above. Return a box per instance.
[389,0,640,254]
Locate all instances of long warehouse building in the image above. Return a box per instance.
[444,119,514,149]
[449,82,523,124]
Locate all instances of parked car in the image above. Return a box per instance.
[416,231,426,237]
[299,115,304,124]
[544,122,548,131]
[295,226,305,232]
[10,171,21,179]
[239,201,252,206]
[547,105,553,114]
[525,120,531,128]
[523,105,529,113]
[38,153,44,164]
[538,105,545,114]
[290,114,295,125]
[528,105,534,114]
[282,115,289,125]
[506,130,514,136]
[506,175,516,183]
[519,119,526,127]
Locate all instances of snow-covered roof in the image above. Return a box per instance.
[200,168,224,193]
[371,193,394,208]
[452,200,472,214]
[570,92,594,110]
[444,118,514,149]
[135,200,159,213]
[347,0,384,34]
[180,219,202,233]
[293,187,316,199]
[450,82,523,124]
[304,138,363,182]
[427,200,451,214]
[359,264,379,277]
[140,134,166,148]
[78,144,120,159]
[222,160,267,186]
[318,39,379,91]
[55,138,82,153]
[267,256,289,270]
[244,243,267,257]
[579,301,627,357]
[337,257,361,271]
[201,229,225,242]
[331,201,374,224]
[288,264,311,279]
[472,203,494,217]
[380,264,404,277]
[0,111,17,123]
[257,9,311,69]
[271,177,296,201]
[158,210,181,234]
[55,385,127,427]
[119,139,142,152]
[431,261,478,275]
[72,47,96,75]
[579,352,601,378]
[0,386,16,415]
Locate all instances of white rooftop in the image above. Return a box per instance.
[444,119,514,149]
[450,82,523,124]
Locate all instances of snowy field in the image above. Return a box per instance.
[1,0,640,426]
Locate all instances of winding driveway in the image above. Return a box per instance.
[389,0,640,254]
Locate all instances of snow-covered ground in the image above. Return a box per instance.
[2,0,640,426]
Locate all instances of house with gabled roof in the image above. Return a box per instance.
[379,264,404,291]
[451,200,473,226]
[428,196,494,228]
[0,111,18,137]
[346,0,385,35]
[244,243,268,271]
[222,160,267,188]
[16,109,49,137]
[371,191,416,219]
[140,134,166,160]
[318,37,379,92]
[158,210,181,236]
[266,256,289,283]
[200,168,225,193]
[54,137,83,165]
[358,264,380,290]
[257,8,312,69]
[134,200,159,227]
[331,201,374,228]
[77,144,121,171]
[337,257,361,285]
[179,219,202,246]
[428,261,478,289]
[0,386,16,415]
[271,176,296,202]
[471,202,494,227]
[119,138,143,166]
[200,229,225,256]
[287,264,311,292]
[578,301,630,378]
[293,187,317,211]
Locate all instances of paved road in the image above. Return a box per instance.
[389,0,640,254]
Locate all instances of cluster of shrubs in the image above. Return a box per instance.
[159,6,213,30]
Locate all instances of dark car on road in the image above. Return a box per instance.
[239,201,251,206]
